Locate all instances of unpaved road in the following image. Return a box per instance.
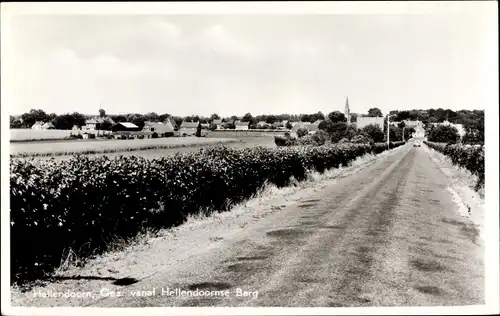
[12,144,484,307]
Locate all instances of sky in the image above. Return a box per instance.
[2,3,497,118]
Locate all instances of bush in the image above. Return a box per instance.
[296,128,309,138]
[10,143,397,284]
[311,130,328,146]
[428,125,460,143]
[424,141,484,189]
[338,138,350,144]
[274,135,298,147]
[351,134,373,144]
[361,124,384,143]
[137,134,145,139]
[152,132,159,139]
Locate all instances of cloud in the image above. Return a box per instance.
[5,13,492,117]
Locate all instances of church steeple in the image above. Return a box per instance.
[345,97,351,124]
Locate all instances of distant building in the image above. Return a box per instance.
[71,125,82,135]
[257,121,269,129]
[413,125,425,138]
[344,97,351,125]
[431,120,466,138]
[356,116,385,130]
[111,122,140,132]
[212,119,222,129]
[142,121,175,137]
[42,122,55,129]
[403,120,423,128]
[180,121,199,136]
[234,121,249,130]
[31,121,45,130]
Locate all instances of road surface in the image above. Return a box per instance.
[13,143,484,307]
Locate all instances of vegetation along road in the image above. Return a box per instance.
[13,143,483,307]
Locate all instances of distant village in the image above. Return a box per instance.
[17,97,471,141]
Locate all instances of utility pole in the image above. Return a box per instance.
[387,114,396,149]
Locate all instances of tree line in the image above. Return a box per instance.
[10,107,483,142]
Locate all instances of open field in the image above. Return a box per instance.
[11,136,277,160]
[10,137,240,158]
[10,129,72,141]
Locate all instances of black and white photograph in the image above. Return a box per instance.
[1,2,498,315]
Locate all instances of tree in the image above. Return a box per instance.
[361,124,385,143]
[110,115,127,123]
[296,128,309,138]
[158,113,171,122]
[310,111,325,122]
[285,121,293,130]
[52,114,74,130]
[144,112,159,122]
[21,109,50,127]
[72,112,87,127]
[99,109,106,118]
[127,114,146,129]
[265,115,277,124]
[462,115,484,144]
[405,127,416,140]
[388,126,402,141]
[242,113,253,122]
[428,125,460,143]
[229,115,239,122]
[196,123,202,137]
[10,116,22,128]
[98,121,113,131]
[210,113,221,121]
[367,108,383,117]
[328,111,345,123]
[300,114,311,122]
[350,113,358,123]
[328,122,352,143]
[224,121,236,129]
[398,121,406,129]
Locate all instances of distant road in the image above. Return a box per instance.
[14,144,483,307]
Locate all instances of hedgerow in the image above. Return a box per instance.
[424,141,484,189]
[10,143,403,285]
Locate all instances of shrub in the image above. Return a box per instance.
[296,128,309,138]
[152,132,159,139]
[428,125,460,143]
[351,134,373,144]
[424,141,484,189]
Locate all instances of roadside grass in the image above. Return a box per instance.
[33,143,406,285]
[422,143,484,240]
[423,144,484,198]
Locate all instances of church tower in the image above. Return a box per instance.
[344,97,351,124]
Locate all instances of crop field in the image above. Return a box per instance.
[10,137,240,158]
[10,129,72,142]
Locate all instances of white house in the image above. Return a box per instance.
[212,119,222,129]
[235,121,249,130]
[180,121,199,136]
[31,121,45,130]
[356,116,385,130]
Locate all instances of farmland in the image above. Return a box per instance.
[10,129,72,142]
[10,136,241,158]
